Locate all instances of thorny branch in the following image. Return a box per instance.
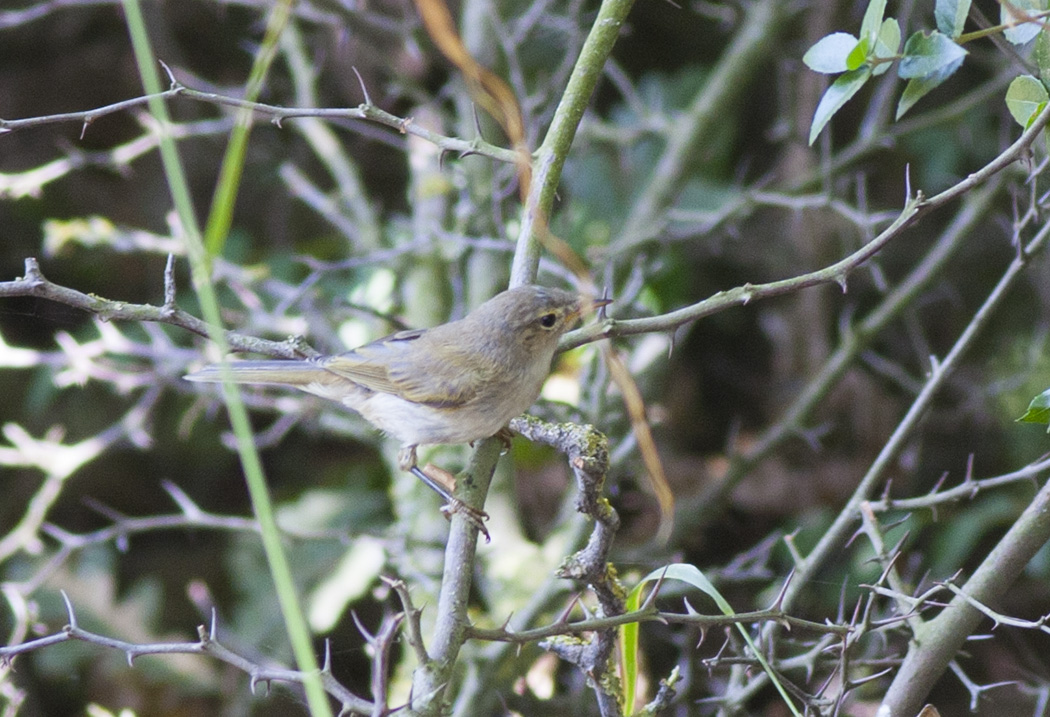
[508,415,623,716]
[0,593,375,715]
[5,0,1050,711]
[0,73,520,165]
[0,258,317,359]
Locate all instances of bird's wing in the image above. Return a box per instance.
[319,328,495,408]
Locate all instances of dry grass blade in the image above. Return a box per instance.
[601,341,674,543]
[413,0,532,193]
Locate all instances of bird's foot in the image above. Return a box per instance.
[494,427,514,454]
[397,445,419,472]
[468,428,514,455]
[409,463,490,542]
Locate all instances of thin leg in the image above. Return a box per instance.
[400,446,490,540]
[409,464,457,504]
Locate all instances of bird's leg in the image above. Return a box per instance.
[398,445,490,540]
[469,428,514,453]
[494,427,514,453]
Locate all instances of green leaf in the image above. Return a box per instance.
[898,30,967,79]
[846,37,871,70]
[809,67,872,144]
[935,0,971,37]
[803,33,859,73]
[1006,75,1050,126]
[896,59,963,118]
[619,565,802,717]
[1017,387,1050,428]
[1003,0,1047,45]
[861,0,888,44]
[872,18,902,76]
[1035,29,1050,83]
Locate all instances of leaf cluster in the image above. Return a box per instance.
[804,0,1050,142]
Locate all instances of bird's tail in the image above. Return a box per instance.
[184,360,332,387]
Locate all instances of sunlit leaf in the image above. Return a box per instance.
[861,0,888,44]
[896,57,965,118]
[1003,75,1045,127]
[803,32,859,73]
[810,67,872,144]
[847,36,871,70]
[1002,0,1047,45]
[898,30,967,79]
[1017,387,1050,428]
[935,0,971,37]
[619,565,801,716]
[873,18,902,76]
[1005,75,1049,127]
[1035,29,1050,83]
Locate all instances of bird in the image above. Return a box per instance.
[185,284,609,530]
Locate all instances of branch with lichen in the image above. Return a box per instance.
[509,415,623,715]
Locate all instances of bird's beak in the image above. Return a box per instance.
[574,294,613,319]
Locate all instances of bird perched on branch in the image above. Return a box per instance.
[186,284,610,533]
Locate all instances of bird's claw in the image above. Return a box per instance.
[494,427,514,453]
[439,498,490,542]
[413,462,490,542]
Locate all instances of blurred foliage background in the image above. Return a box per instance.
[3,0,1050,715]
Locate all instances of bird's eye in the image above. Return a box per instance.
[539,312,558,328]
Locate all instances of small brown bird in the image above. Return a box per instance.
[186,285,609,525]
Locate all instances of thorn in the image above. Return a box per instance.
[555,594,582,624]
[351,66,373,106]
[82,496,126,522]
[352,610,376,644]
[42,522,75,543]
[598,286,612,321]
[162,480,204,519]
[60,590,77,628]
[159,59,178,88]
[768,568,795,612]
[845,524,865,549]
[880,479,893,503]
[904,163,912,201]
[471,102,484,138]
[884,515,910,532]
[126,652,135,667]
[927,471,948,495]
[640,568,669,611]
[209,608,218,641]
[322,639,332,674]
[850,595,863,626]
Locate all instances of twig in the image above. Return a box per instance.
[0,593,374,715]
